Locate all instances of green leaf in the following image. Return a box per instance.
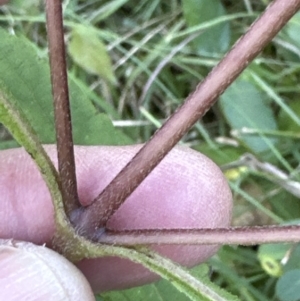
[281,12,300,49]
[0,28,130,146]
[101,265,210,301]
[9,0,40,14]
[182,0,230,56]
[220,79,278,154]
[97,247,241,301]
[101,263,240,301]
[282,244,300,273]
[192,144,248,180]
[270,191,300,220]
[278,101,300,132]
[277,12,300,61]
[101,281,192,301]
[68,25,117,84]
[276,270,300,301]
[193,144,245,166]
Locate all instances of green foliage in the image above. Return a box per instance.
[276,270,300,301]
[182,0,231,56]
[278,101,300,132]
[259,243,300,301]
[220,78,278,155]
[278,12,300,61]
[101,264,239,301]
[0,28,130,148]
[193,144,246,166]
[283,12,300,49]
[258,243,291,277]
[68,25,117,84]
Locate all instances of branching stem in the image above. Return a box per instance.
[98,225,300,246]
[73,0,300,235]
[45,0,80,214]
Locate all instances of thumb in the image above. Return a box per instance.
[0,145,232,292]
[0,240,95,301]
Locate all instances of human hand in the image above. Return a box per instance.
[0,145,232,298]
[0,239,95,300]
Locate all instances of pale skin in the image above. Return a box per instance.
[0,145,232,299]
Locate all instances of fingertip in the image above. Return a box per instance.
[0,240,95,301]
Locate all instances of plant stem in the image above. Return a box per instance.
[45,0,80,214]
[73,0,300,235]
[97,225,300,246]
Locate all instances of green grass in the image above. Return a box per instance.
[1,0,300,300]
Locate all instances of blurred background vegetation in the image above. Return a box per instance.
[0,0,300,300]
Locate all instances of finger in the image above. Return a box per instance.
[0,239,95,301]
[0,145,232,292]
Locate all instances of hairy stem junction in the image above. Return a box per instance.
[73,0,300,240]
[46,0,300,247]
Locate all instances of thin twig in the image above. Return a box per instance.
[97,225,300,246]
[45,0,80,214]
[73,0,300,235]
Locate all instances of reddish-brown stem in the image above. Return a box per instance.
[73,0,300,235]
[98,225,300,246]
[45,0,80,214]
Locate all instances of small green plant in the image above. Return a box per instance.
[1,0,300,300]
